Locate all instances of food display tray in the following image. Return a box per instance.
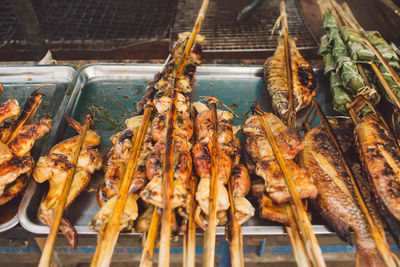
[18,64,333,236]
[0,65,77,232]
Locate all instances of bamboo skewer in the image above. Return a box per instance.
[202,101,219,267]
[90,103,153,267]
[158,1,209,266]
[254,109,326,267]
[226,177,244,267]
[38,114,93,267]
[183,176,198,267]
[139,208,160,267]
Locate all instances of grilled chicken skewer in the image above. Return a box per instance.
[34,117,102,248]
[243,113,317,204]
[192,101,254,230]
[300,125,384,266]
[0,92,51,205]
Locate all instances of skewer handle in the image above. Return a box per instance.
[140,207,160,267]
[184,177,198,267]
[38,114,92,267]
[202,101,219,267]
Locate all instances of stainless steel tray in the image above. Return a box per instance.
[18,64,332,235]
[0,65,77,233]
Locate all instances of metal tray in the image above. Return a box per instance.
[0,65,76,232]
[19,64,332,235]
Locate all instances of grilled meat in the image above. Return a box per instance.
[0,173,29,206]
[301,126,384,266]
[243,114,317,204]
[140,93,193,209]
[264,37,316,118]
[0,99,20,125]
[34,117,102,248]
[192,102,254,229]
[355,114,400,222]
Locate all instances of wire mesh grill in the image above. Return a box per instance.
[171,0,318,52]
[1,0,177,51]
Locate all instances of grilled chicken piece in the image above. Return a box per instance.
[193,102,254,229]
[243,114,317,204]
[0,173,29,206]
[0,156,33,186]
[0,99,20,125]
[355,114,400,222]
[258,193,288,224]
[264,37,316,117]
[301,126,384,267]
[34,117,102,248]
[9,118,52,157]
[140,94,193,209]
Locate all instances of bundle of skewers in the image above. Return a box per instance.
[0,88,52,207]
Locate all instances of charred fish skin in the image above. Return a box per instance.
[355,114,400,222]
[264,37,316,117]
[301,126,384,266]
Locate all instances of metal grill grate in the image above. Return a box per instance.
[1,0,177,51]
[171,0,318,52]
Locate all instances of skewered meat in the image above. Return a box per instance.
[264,37,316,117]
[355,114,400,222]
[192,102,254,229]
[140,93,193,209]
[301,125,384,267]
[0,99,20,125]
[34,117,102,248]
[243,114,317,204]
[90,116,152,232]
[0,173,29,206]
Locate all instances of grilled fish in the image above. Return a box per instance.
[301,126,384,266]
[264,37,316,118]
[355,114,400,222]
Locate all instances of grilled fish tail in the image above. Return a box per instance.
[356,237,385,267]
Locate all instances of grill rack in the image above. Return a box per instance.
[1,0,177,52]
[171,0,318,52]
[0,0,317,53]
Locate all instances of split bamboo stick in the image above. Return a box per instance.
[139,208,160,267]
[202,101,219,267]
[183,177,198,267]
[38,114,92,267]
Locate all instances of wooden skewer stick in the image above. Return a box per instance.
[255,111,326,267]
[183,177,198,267]
[283,204,312,267]
[159,1,209,266]
[38,114,93,267]
[226,180,244,267]
[90,103,153,267]
[139,207,160,267]
[202,101,219,267]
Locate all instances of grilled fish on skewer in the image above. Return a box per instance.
[34,117,102,248]
[300,126,384,267]
[192,101,254,229]
[355,114,400,222]
[243,114,317,204]
[265,37,316,117]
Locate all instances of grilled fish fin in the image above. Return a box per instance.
[380,201,400,247]
[59,216,78,249]
[313,199,352,245]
